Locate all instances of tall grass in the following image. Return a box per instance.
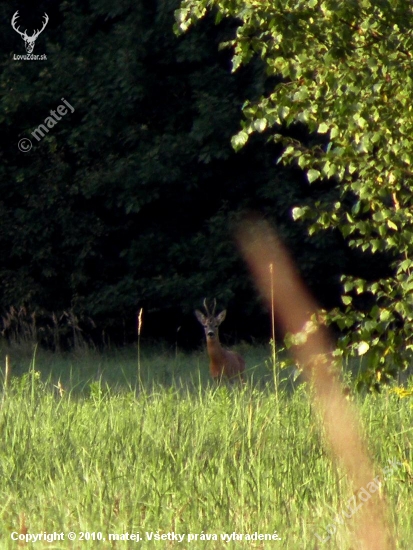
[0,348,412,549]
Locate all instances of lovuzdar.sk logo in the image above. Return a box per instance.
[11,10,49,60]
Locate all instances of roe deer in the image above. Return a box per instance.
[195,298,245,383]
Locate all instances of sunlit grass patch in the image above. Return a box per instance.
[0,347,411,549]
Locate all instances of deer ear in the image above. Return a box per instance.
[215,310,226,325]
[195,310,206,324]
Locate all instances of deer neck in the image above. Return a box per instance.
[206,337,225,360]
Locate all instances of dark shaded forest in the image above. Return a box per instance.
[0,0,385,349]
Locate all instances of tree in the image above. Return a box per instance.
[4,0,332,345]
[177,0,413,387]
[0,0,355,349]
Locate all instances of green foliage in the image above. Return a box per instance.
[1,0,349,345]
[1,0,267,333]
[9,369,42,399]
[177,0,413,387]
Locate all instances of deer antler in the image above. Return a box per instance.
[11,11,26,38]
[31,13,49,40]
[203,298,217,316]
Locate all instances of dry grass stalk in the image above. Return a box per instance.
[18,513,27,546]
[4,355,11,390]
[137,308,143,387]
[113,495,120,517]
[137,308,143,337]
[1,306,37,345]
[236,217,394,550]
[54,379,64,398]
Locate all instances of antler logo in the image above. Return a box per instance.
[11,11,49,54]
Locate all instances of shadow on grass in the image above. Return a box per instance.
[0,342,305,398]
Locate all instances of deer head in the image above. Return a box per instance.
[11,11,49,54]
[195,298,227,341]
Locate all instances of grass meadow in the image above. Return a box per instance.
[0,344,412,549]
